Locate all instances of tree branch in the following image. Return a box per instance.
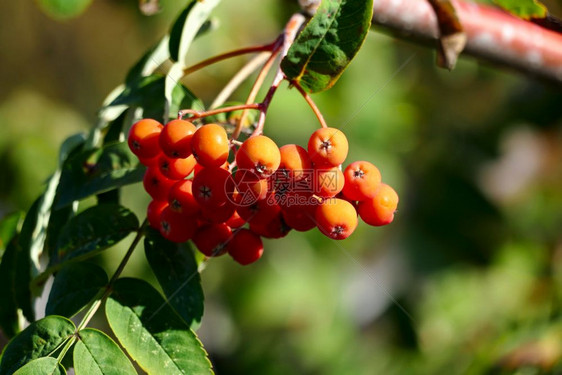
[372,0,562,84]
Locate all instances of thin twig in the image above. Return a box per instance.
[210,52,271,109]
[292,80,328,128]
[179,103,261,121]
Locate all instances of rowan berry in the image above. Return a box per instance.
[342,161,382,201]
[159,119,196,158]
[143,167,175,202]
[250,214,291,239]
[159,206,197,243]
[128,119,163,159]
[313,167,344,198]
[235,135,281,179]
[192,166,233,208]
[233,169,268,204]
[281,204,316,232]
[191,124,230,167]
[138,153,161,167]
[227,229,264,265]
[315,198,358,240]
[193,223,232,257]
[278,144,312,181]
[358,183,399,226]
[225,210,246,228]
[147,200,168,229]
[158,154,197,180]
[168,180,200,216]
[307,127,348,167]
[193,160,229,176]
[235,194,281,223]
[200,202,235,224]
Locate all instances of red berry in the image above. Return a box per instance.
[192,167,233,208]
[235,194,281,224]
[193,223,232,257]
[159,119,196,158]
[143,167,175,202]
[225,210,246,228]
[278,144,312,182]
[147,200,168,229]
[315,198,358,240]
[159,207,197,243]
[249,214,291,239]
[358,183,399,226]
[168,180,200,216]
[281,204,316,232]
[227,229,264,265]
[128,119,163,159]
[200,203,236,224]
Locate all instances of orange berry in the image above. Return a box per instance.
[159,119,196,158]
[358,183,398,226]
[313,167,344,198]
[307,127,348,167]
[147,200,168,229]
[128,119,163,159]
[191,124,229,167]
[278,144,312,181]
[192,167,233,208]
[235,194,281,223]
[342,161,382,201]
[193,160,229,176]
[159,206,197,243]
[138,152,161,167]
[143,167,175,202]
[227,229,264,265]
[158,154,196,180]
[315,198,358,240]
[193,223,232,257]
[235,135,281,179]
[168,180,200,216]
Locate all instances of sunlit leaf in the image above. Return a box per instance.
[493,0,547,19]
[73,328,136,375]
[105,278,213,375]
[36,0,92,20]
[281,0,373,93]
[12,358,66,375]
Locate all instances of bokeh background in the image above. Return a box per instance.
[1,0,562,374]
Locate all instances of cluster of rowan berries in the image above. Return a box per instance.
[128,118,398,265]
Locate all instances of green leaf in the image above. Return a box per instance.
[106,75,204,122]
[0,238,20,338]
[46,263,108,318]
[168,0,221,64]
[55,142,144,208]
[105,278,213,375]
[126,36,171,85]
[0,212,23,259]
[493,0,547,19]
[0,316,75,375]
[281,0,374,93]
[73,328,136,375]
[12,358,65,375]
[55,204,139,264]
[36,0,92,20]
[144,229,204,328]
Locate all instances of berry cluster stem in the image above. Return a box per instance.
[178,103,262,121]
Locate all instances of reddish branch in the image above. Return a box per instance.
[372,0,562,84]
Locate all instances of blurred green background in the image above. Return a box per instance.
[1,0,562,374]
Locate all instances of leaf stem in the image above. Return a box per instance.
[291,80,328,128]
[182,39,280,76]
[178,103,262,121]
[56,336,76,362]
